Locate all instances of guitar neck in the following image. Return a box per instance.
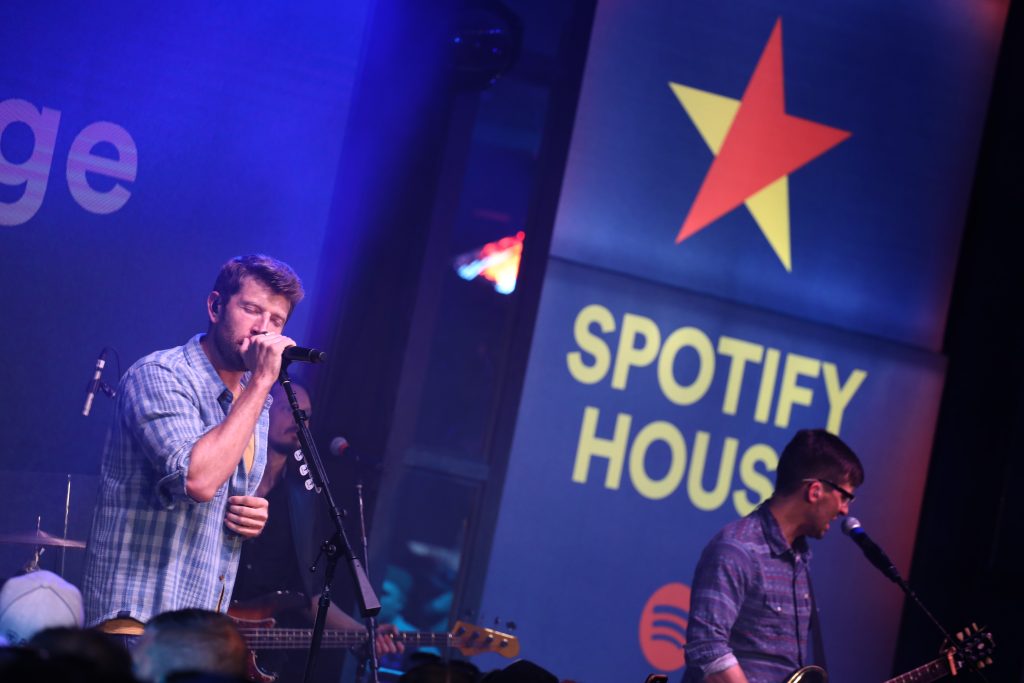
[885,655,953,683]
[237,627,451,651]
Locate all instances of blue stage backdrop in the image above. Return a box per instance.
[0,3,372,473]
[478,1,1008,682]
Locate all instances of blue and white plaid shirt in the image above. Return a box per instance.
[82,334,269,626]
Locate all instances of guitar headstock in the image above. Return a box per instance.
[945,623,995,674]
[450,620,520,659]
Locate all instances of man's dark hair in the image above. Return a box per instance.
[773,428,864,496]
[211,254,304,313]
[134,609,247,683]
[29,627,135,682]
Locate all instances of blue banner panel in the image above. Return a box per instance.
[479,258,945,683]
[548,0,1007,351]
[0,3,370,471]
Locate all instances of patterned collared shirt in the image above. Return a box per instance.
[82,334,269,626]
[683,505,815,683]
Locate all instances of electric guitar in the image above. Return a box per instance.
[229,593,519,683]
[784,624,994,683]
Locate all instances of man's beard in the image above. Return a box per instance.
[213,326,247,372]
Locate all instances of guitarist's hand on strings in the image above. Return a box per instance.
[321,602,404,655]
[374,623,404,655]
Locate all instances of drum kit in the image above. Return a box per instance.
[0,476,87,576]
[0,518,86,575]
[0,520,86,573]
[0,528,86,549]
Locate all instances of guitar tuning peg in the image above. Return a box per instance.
[505,621,517,630]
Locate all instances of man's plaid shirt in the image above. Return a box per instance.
[82,334,269,626]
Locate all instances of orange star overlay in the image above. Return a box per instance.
[670,18,851,271]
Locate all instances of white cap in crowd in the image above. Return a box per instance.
[0,570,84,644]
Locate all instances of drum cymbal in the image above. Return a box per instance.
[0,529,86,549]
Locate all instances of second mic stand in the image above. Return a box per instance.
[873,555,989,681]
[352,452,381,683]
[278,367,381,683]
[891,575,955,647]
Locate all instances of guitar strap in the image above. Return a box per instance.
[806,570,828,671]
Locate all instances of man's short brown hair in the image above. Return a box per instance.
[211,254,304,314]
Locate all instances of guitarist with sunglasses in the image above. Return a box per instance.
[681,429,863,683]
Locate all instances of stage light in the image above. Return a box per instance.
[453,230,524,294]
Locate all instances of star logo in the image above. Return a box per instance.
[670,18,851,271]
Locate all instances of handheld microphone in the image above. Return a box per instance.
[283,346,326,363]
[82,350,107,417]
[842,517,903,585]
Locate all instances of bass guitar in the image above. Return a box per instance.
[229,593,519,683]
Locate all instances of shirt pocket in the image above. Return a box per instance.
[760,590,795,636]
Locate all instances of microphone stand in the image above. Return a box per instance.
[278,366,381,683]
[860,551,992,680]
[353,453,380,683]
[890,575,954,647]
[893,578,993,682]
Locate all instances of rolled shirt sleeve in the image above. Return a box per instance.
[685,539,752,676]
[120,360,216,507]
